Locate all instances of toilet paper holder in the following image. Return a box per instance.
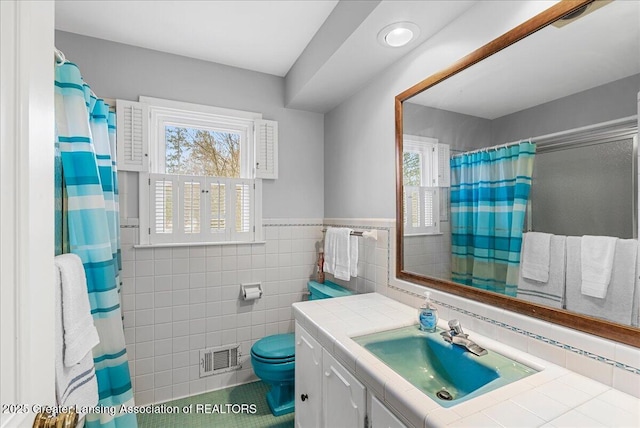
[241,282,263,301]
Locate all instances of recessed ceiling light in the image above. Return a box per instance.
[378,22,420,48]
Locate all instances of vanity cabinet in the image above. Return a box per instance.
[322,349,366,428]
[371,395,407,428]
[295,323,323,427]
[295,322,407,428]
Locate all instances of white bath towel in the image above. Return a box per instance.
[581,235,618,298]
[567,237,637,325]
[517,235,566,308]
[54,261,99,413]
[350,234,359,278]
[521,232,552,283]
[323,227,356,281]
[55,253,100,366]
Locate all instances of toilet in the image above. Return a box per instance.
[250,280,353,416]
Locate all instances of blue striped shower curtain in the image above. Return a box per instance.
[55,62,136,427]
[450,142,536,297]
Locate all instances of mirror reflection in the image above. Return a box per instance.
[400,0,640,327]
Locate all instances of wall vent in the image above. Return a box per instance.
[199,344,241,377]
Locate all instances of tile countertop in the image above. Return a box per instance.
[292,293,640,428]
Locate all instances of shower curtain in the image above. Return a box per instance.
[55,61,136,427]
[450,142,536,297]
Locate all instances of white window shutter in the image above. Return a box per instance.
[436,143,450,187]
[231,179,254,242]
[149,173,178,244]
[207,179,229,240]
[255,119,278,179]
[180,176,206,241]
[116,99,149,171]
[403,186,440,235]
[404,186,421,233]
[440,190,450,222]
[424,142,437,186]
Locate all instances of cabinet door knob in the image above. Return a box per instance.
[300,393,309,401]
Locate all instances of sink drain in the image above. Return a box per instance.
[436,390,453,401]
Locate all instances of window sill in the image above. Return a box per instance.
[134,241,266,249]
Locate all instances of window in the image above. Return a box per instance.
[116,97,277,245]
[402,135,450,235]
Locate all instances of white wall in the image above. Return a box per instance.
[55,31,325,220]
[323,1,561,218]
[1,2,55,427]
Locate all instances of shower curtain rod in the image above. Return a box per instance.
[54,47,67,65]
[452,115,637,158]
[529,115,637,146]
[451,140,530,157]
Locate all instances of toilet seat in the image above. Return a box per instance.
[251,333,295,361]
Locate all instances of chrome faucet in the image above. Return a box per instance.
[440,319,487,356]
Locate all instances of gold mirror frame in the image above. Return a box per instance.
[395,0,639,348]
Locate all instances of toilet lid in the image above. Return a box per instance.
[251,333,295,359]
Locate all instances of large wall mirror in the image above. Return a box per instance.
[395,0,640,347]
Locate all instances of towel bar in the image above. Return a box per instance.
[321,228,378,240]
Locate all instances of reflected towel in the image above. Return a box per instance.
[521,232,552,283]
[54,262,99,412]
[581,235,618,298]
[567,237,637,325]
[324,227,353,281]
[517,235,566,308]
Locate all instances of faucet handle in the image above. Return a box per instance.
[448,319,464,336]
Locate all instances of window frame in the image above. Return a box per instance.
[137,97,264,246]
[403,135,438,187]
[142,96,259,178]
[403,135,444,236]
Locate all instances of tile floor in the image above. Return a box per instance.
[137,381,294,428]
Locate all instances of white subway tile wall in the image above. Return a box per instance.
[120,222,324,405]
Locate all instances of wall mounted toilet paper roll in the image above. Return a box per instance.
[242,282,262,301]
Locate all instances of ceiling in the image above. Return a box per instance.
[55,0,339,78]
[55,0,477,113]
[408,0,640,119]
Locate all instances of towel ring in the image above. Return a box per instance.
[32,407,78,428]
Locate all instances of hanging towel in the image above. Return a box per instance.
[54,261,99,413]
[350,234,359,278]
[567,237,637,325]
[55,254,101,366]
[323,227,354,281]
[517,235,566,308]
[581,235,618,298]
[521,232,552,283]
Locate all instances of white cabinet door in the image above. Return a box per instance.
[322,350,366,428]
[371,395,407,428]
[295,323,323,428]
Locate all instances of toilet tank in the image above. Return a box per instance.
[307,280,353,300]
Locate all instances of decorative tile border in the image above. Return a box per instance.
[388,284,640,376]
[262,222,324,227]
